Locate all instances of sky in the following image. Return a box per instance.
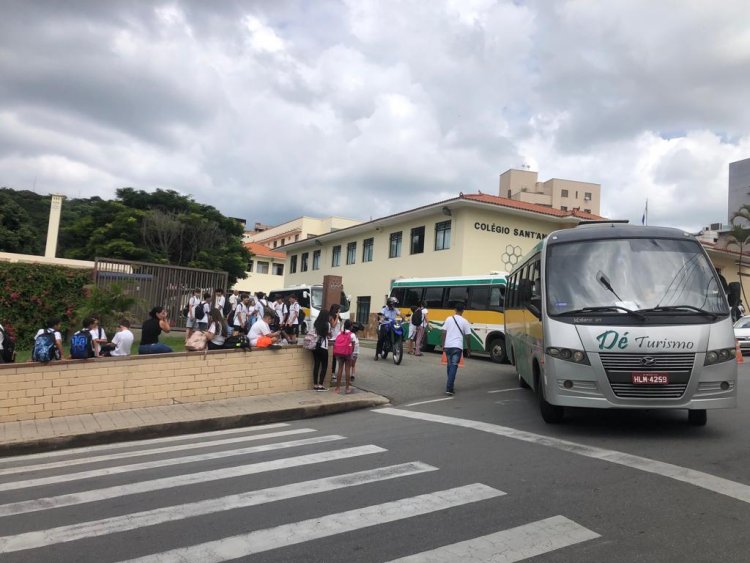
[1,0,750,232]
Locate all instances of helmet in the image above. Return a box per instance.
[387,297,399,305]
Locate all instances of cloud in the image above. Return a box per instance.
[0,0,748,233]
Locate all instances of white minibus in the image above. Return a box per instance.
[267,284,351,334]
[505,223,737,425]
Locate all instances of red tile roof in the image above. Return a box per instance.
[462,193,605,220]
[244,242,286,260]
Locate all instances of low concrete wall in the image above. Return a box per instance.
[0,347,312,423]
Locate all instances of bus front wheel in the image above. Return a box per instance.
[688,409,707,426]
[537,377,564,423]
[488,338,507,364]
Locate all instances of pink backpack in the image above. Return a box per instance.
[333,330,353,356]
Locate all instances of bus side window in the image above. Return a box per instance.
[423,287,445,309]
[390,287,405,305]
[404,288,421,307]
[469,285,490,310]
[445,286,469,309]
[489,286,504,311]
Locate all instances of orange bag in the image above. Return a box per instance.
[255,335,273,348]
[441,351,465,367]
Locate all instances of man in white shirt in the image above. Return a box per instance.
[214,289,226,317]
[233,294,250,335]
[185,288,202,342]
[284,294,300,343]
[248,311,281,347]
[440,302,471,395]
[109,319,134,356]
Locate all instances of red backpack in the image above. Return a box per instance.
[333,330,353,356]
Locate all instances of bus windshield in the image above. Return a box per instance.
[546,238,727,316]
[310,287,350,312]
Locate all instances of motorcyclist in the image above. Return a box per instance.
[375,297,399,361]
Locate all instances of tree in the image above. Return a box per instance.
[727,205,750,308]
[0,192,41,254]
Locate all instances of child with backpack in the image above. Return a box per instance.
[332,319,356,394]
[349,322,361,382]
[70,318,97,359]
[33,318,64,363]
[0,322,16,363]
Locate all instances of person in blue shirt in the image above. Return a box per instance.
[375,297,398,360]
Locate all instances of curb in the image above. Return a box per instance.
[0,396,390,457]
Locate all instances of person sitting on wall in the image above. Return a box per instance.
[248,311,281,348]
[100,319,134,357]
[138,306,173,355]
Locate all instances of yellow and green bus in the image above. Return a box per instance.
[389,273,509,362]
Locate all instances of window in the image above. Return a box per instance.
[332,245,341,267]
[363,238,374,262]
[301,252,309,272]
[247,260,254,272]
[434,221,451,251]
[312,250,320,270]
[402,288,421,307]
[273,241,277,248]
[444,286,469,308]
[256,261,269,274]
[490,286,505,310]
[410,226,425,254]
[468,286,489,310]
[290,255,297,274]
[389,232,402,258]
[561,206,568,211]
[346,242,357,265]
[561,189,569,197]
[423,286,444,308]
[273,263,284,276]
[356,297,371,326]
[294,234,299,242]
[584,192,592,200]
[584,208,591,213]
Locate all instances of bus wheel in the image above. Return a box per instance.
[537,377,564,423]
[688,409,707,426]
[488,338,507,364]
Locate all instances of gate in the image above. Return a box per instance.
[94,258,229,329]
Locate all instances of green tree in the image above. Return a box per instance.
[0,192,41,254]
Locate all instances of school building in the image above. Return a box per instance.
[281,192,604,325]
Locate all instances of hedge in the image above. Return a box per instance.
[0,263,92,350]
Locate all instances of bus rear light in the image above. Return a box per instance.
[546,347,590,365]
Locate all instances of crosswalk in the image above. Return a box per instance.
[0,421,600,561]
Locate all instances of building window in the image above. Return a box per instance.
[356,296,371,326]
[362,238,374,262]
[273,241,277,248]
[290,255,297,274]
[312,249,321,270]
[301,252,309,272]
[256,261,269,274]
[332,245,341,267]
[346,242,357,265]
[584,192,592,201]
[273,263,284,276]
[410,226,425,255]
[295,234,299,242]
[434,221,451,251]
[561,205,568,211]
[389,232,402,258]
[584,208,591,213]
[247,260,254,272]
[561,189,568,197]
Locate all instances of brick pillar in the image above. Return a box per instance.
[322,275,344,312]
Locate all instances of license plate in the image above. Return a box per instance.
[631,372,669,384]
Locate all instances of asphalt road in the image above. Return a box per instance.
[0,350,748,561]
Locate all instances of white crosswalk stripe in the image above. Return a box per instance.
[0,462,440,553]
[0,445,386,517]
[389,515,601,562]
[0,423,291,466]
[117,484,506,563]
[0,434,345,492]
[0,427,315,477]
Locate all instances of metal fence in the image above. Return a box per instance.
[94,257,229,329]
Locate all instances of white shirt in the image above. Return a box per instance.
[248,319,271,346]
[288,302,300,325]
[189,295,201,319]
[215,295,226,313]
[422,308,430,327]
[329,316,341,341]
[234,303,249,327]
[208,321,226,346]
[274,301,285,321]
[229,294,239,309]
[254,301,264,317]
[35,328,62,342]
[352,333,360,356]
[111,329,134,356]
[92,326,107,355]
[316,322,330,350]
[442,314,471,349]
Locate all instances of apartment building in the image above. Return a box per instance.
[500,168,601,216]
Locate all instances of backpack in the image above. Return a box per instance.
[32,330,58,362]
[303,330,319,351]
[223,334,250,350]
[0,327,16,363]
[185,330,208,351]
[194,301,206,321]
[223,298,232,317]
[411,308,423,326]
[181,302,190,318]
[333,330,354,356]
[70,330,94,359]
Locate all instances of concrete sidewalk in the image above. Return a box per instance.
[0,388,390,456]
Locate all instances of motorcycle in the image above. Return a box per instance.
[379,318,404,365]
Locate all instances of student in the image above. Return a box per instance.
[328,303,341,382]
[332,319,356,394]
[441,303,471,396]
[273,296,285,325]
[214,289,226,317]
[350,322,361,381]
[185,288,202,342]
[233,294,250,335]
[248,311,281,348]
[198,292,211,331]
[311,310,331,391]
[206,308,228,350]
[138,306,173,355]
[33,318,64,362]
[70,318,96,359]
[284,294,300,343]
[90,315,108,357]
[105,319,134,356]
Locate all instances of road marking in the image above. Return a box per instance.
[0,423,291,465]
[0,428,315,477]
[0,462,441,554]
[0,435,345,492]
[389,515,600,562]
[487,388,524,394]
[0,445,386,517]
[116,484,505,563]
[376,408,750,505]
[405,398,453,407]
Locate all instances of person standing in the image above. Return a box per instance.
[414,301,426,356]
[328,304,341,381]
[139,307,173,355]
[233,294,250,335]
[440,303,471,395]
[214,289,226,317]
[185,288,202,342]
[311,310,331,391]
[285,294,300,344]
[375,298,398,361]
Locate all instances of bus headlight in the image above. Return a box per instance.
[547,347,590,365]
[704,348,735,365]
